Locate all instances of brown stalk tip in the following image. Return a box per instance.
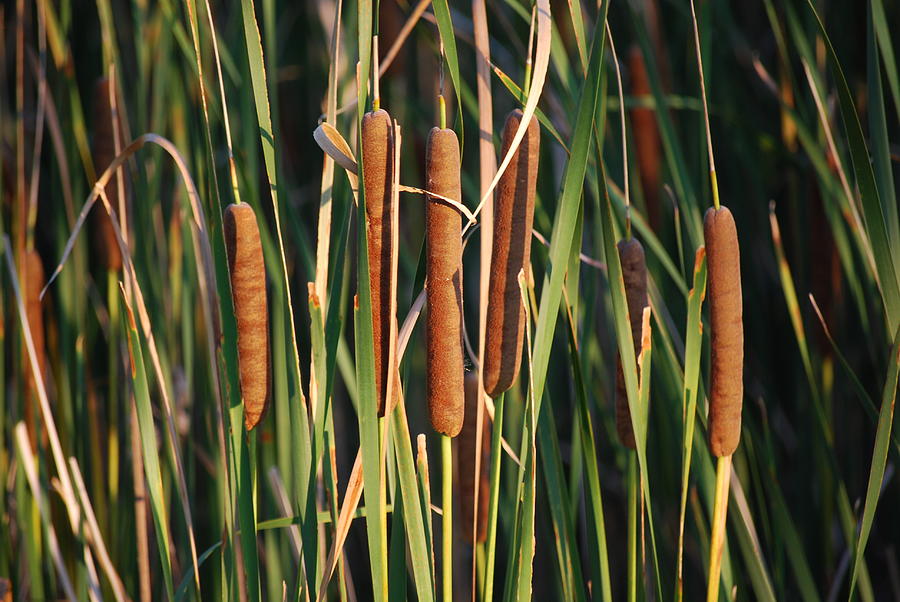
[703,205,744,457]
[91,77,124,272]
[458,371,489,544]
[614,238,648,449]
[23,249,47,449]
[425,127,465,437]
[483,109,540,399]
[224,203,271,431]
[362,109,398,416]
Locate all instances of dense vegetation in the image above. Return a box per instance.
[2,0,900,600]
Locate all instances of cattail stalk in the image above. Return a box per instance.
[425,126,464,437]
[628,46,662,231]
[459,371,490,544]
[23,249,46,448]
[362,108,397,416]
[91,77,124,272]
[224,203,270,431]
[614,238,648,449]
[483,110,540,399]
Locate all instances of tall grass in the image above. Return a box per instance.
[2,0,900,599]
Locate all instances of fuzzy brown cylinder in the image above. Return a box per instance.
[91,77,124,271]
[425,127,464,437]
[614,238,648,449]
[362,109,398,416]
[458,371,490,543]
[483,109,540,399]
[224,203,270,431]
[704,206,744,457]
[628,46,662,232]
[24,249,47,448]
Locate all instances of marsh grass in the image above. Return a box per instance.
[2,0,900,600]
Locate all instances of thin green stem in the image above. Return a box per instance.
[689,0,720,210]
[706,455,732,602]
[482,392,505,601]
[627,452,638,602]
[439,95,447,130]
[442,434,453,602]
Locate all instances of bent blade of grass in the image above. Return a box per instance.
[849,325,900,600]
[807,0,900,335]
[870,0,900,130]
[121,287,176,600]
[677,246,707,602]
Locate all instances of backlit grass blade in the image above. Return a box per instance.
[121,288,175,600]
[807,0,900,335]
[848,325,900,600]
[676,246,707,602]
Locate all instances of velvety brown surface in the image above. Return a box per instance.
[483,109,540,399]
[24,249,47,448]
[91,77,124,271]
[628,46,662,232]
[224,203,270,431]
[362,109,398,416]
[458,371,490,543]
[614,238,648,449]
[704,206,744,457]
[425,127,464,437]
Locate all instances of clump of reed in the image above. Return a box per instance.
[425,126,465,437]
[483,109,540,399]
[223,203,270,431]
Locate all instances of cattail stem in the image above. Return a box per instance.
[107,270,121,502]
[689,0,720,210]
[481,392,505,602]
[441,434,453,602]
[627,452,638,602]
[706,455,732,602]
[439,95,446,130]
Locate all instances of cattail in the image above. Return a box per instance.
[628,46,662,232]
[23,249,47,448]
[458,371,490,543]
[704,206,743,457]
[362,109,398,416]
[483,110,540,399]
[91,77,124,271]
[224,203,270,431]
[614,238,648,449]
[425,127,464,437]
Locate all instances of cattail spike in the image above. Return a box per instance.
[483,109,540,398]
[362,109,397,416]
[91,77,124,272]
[425,127,464,437]
[704,206,743,457]
[224,203,271,431]
[615,238,648,449]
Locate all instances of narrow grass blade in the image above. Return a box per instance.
[848,325,900,599]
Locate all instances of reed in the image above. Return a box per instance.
[224,203,270,431]
[425,126,464,438]
[483,109,540,399]
[614,237,648,449]
[91,77,124,272]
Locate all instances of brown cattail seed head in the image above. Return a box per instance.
[23,250,47,448]
[704,206,744,457]
[362,109,398,416]
[484,109,540,398]
[91,77,124,272]
[628,46,662,232]
[224,203,270,431]
[425,127,464,437]
[458,371,490,543]
[614,238,648,449]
